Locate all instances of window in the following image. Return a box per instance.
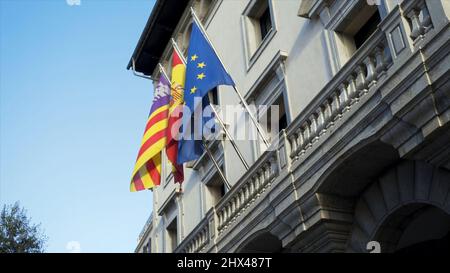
[354,11,381,49]
[164,153,173,187]
[253,94,287,155]
[205,88,219,138]
[147,241,152,253]
[333,1,383,64]
[206,170,227,206]
[199,0,214,19]
[180,23,193,57]
[208,87,219,105]
[242,0,276,66]
[259,6,272,41]
[220,182,226,197]
[279,112,287,133]
[244,51,288,157]
[260,94,287,140]
[166,218,178,252]
[143,240,151,253]
[276,93,288,132]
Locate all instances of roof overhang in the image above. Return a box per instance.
[127,0,190,76]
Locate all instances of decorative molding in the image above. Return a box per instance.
[136,212,154,251]
[157,187,177,216]
[174,208,214,253]
[191,138,225,170]
[242,0,278,71]
[287,29,392,162]
[348,160,450,252]
[246,29,277,71]
[216,150,279,234]
[298,0,332,19]
[204,0,224,28]
[389,25,406,57]
[245,50,288,103]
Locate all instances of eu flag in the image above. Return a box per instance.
[177,20,235,164]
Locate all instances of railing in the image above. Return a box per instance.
[174,29,393,251]
[175,209,213,253]
[138,212,153,243]
[287,28,393,161]
[215,150,279,235]
[403,0,433,43]
[171,0,442,252]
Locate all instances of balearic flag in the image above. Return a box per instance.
[130,73,171,192]
[177,20,235,164]
[166,49,185,183]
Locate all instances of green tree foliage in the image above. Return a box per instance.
[0,202,47,253]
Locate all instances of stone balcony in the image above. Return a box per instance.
[175,209,213,253]
[136,212,153,252]
[138,212,153,242]
[287,27,392,162]
[216,150,279,235]
[172,0,450,253]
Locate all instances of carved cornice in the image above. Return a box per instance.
[298,0,333,19]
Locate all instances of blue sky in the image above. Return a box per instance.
[0,0,156,252]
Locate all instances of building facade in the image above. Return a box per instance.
[131,0,450,253]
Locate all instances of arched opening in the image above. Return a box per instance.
[347,160,450,253]
[317,140,399,198]
[375,204,450,253]
[237,232,283,253]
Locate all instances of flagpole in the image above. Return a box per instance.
[172,39,250,170]
[208,104,249,170]
[190,8,271,148]
[202,137,231,190]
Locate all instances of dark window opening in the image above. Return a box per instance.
[208,87,219,105]
[261,94,288,138]
[166,218,177,252]
[354,11,381,49]
[334,3,383,62]
[220,182,226,198]
[259,6,272,41]
[144,240,151,253]
[206,169,227,206]
[279,113,287,131]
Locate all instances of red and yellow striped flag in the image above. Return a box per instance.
[166,48,185,183]
[130,73,171,192]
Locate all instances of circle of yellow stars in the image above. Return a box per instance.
[190,54,207,94]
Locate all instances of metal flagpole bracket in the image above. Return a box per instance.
[171,38,184,57]
[172,38,187,65]
[131,57,157,81]
[158,63,170,81]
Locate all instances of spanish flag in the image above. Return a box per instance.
[166,48,185,183]
[130,73,171,192]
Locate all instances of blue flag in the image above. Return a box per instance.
[177,20,234,164]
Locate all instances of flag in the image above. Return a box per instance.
[166,49,185,183]
[177,20,235,164]
[130,73,171,192]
